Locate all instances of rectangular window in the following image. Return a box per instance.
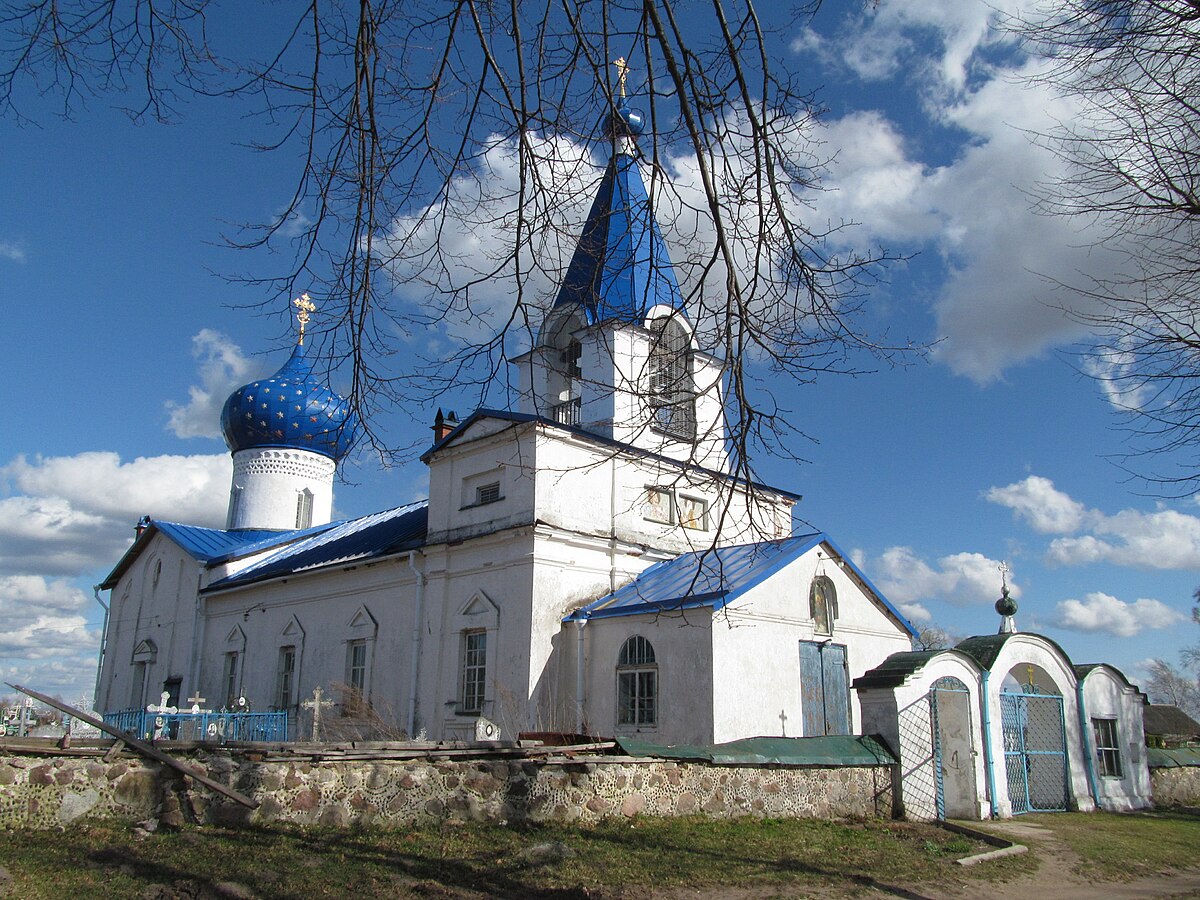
[642,487,674,524]
[678,495,708,530]
[130,662,147,709]
[461,630,487,714]
[1093,717,1123,777]
[222,651,239,708]
[343,640,368,716]
[475,482,501,505]
[295,489,314,529]
[617,670,657,726]
[276,646,296,709]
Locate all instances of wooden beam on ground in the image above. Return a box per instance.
[6,683,259,810]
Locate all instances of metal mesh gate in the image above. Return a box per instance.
[1000,690,1068,814]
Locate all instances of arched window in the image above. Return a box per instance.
[617,636,657,727]
[648,316,696,440]
[810,575,837,634]
[543,309,584,425]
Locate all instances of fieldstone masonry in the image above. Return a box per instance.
[0,747,893,829]
[1149,767,1200,807]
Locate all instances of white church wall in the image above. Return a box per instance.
[579,610,716,745]
[710,546,913,742]
[198,556,420,731]
[1081,666,1152,811]
[99,535,203,714]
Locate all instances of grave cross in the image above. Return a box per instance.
[302,686,334,742]
[187,692,207,715]
[147,691,177,715]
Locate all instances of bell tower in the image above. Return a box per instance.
[514,63,728,472]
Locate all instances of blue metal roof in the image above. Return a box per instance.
[155,522,309,561]
[204,501,428,591]
[98,519,324,590]
[221,342,358,460]
[553,104,685,324]
[565,532,917,636]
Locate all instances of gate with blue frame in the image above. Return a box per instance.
[999,688,1068,813]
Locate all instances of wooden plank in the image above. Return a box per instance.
[6,683,259,810]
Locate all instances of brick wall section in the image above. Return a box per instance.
[0,750,894,829]
[1150,767,1200,808]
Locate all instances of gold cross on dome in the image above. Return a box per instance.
[293,293,316,345]
[613,57,629,98]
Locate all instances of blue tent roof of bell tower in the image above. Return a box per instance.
[552,143,686,325]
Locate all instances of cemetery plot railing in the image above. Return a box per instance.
[103,709,289,743]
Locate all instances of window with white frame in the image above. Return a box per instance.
[1093,717,1123,777]
[276,645,296,709]
[617,636,657,728]
[460,630,487,714]
[295,488,314,529]
[222,651,240,708]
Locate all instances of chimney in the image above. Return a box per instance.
[432,409,460,442]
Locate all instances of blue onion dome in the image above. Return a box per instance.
[601,98,645,141]
[220,343,357,460]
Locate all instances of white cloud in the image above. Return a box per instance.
[871,545,1015,608]
[1053,591,1185,638]
[166,330,257,440]
[0,576,99,700]
[986,475,1087,534]
[0,240,27,262]
[791,0,1131,382]
[0,450,229,582]
[987,475,1200,569]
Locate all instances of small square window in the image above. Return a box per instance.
[643,488,674,524]
[475,482,501,505]
[679,495,708,530]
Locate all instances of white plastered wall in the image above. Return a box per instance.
[1080,666,1152,811]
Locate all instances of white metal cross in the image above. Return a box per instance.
[187,692,207,714]
[301,686,334,742]
[147,691,178,715]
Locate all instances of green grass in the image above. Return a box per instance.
[1020,809,1200,881]
[1,816,1017,898]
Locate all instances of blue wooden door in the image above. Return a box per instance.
[799,641,851,736]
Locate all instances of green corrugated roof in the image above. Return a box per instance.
[1147,747,1200,769]
[615,735,896,767]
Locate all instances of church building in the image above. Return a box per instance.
[96,87,918,745]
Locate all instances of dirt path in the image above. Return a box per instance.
[938,819,1200,900]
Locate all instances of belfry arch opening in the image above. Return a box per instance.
[647,313,696,441]
[541,308,585,425]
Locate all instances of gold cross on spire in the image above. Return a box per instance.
[292,293,316,345]
[613,57,629,98]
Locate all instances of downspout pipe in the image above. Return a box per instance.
[575,617,588,734]
[406,550,427,739]
[1076,678,1101,807]
[981,670,999,818]
[92,585,109,707]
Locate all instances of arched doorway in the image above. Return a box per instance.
[930,676,978,819]
[1000,664,1069,813]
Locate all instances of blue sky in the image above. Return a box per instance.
[2,0,1198,702]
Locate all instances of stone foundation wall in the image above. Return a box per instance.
[1150,766,1200,808]
[0,749,894,829]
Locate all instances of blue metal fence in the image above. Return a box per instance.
[102,709,289,743]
